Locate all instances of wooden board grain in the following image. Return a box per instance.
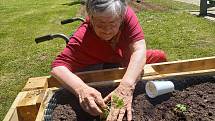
[35,87,59,121]
[22,77,49,91]
[3,92,26,121]
[3,89,45,121]
[88,69,215,87]
[22,56,215,91]
[16,90,45,121]
[151,56,215,74]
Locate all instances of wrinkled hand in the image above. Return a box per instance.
[104,83,135,121]
[78,86,106,116]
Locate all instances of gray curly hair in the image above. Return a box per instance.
[86,0,127,18]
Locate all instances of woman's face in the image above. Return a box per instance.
[91,12,122,41]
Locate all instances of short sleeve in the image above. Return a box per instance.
[51,38,86,72]
[51,23,98,72]
[123,7,144,43]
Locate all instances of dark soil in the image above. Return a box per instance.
[50,76,215,121]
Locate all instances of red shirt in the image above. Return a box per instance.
[52,7,144,72]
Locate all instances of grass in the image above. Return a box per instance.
[140,0,215,60]
[0,0,81,120]
[0,0,215,120]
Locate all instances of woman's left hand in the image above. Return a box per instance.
[104,82,135,121]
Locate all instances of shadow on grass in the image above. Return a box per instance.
[205,13,215,18]
[196,13,215,18]
[189,9,215,18]
[61,1,85,6]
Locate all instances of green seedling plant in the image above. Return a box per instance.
[112,94,124,109]
[100,94,124,121]
[100,101,111,121]
[174,104,188,112]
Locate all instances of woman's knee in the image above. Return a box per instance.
[146,49,167,64]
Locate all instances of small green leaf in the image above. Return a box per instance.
[112,94,119,104]
[175,104,188,112]
[100,102,111,121]
[112,94,125,109]
[101,94,125,120]
[116,98,124,108]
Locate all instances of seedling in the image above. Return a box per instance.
[100,94,125,120]
[174,104,188,112]
[100,101,111,121]
[112,94,124,109]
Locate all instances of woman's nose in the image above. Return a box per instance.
[102,26,112,33]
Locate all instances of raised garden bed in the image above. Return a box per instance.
[3,56,215,121]
[49,76,215,121]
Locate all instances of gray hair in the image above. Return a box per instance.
[86,0,127,18]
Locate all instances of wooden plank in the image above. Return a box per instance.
[35,87,59,121]
[76,67,126,82]
[10,109,19,121]
[22,68,128,91]
[88,69,215,87]
[22,77,48,91]
[51,56,215,87]
[150,56,215,74]
[143,64,159,76]
[22,56,215,90]
[47,66,158,88]
[49,66,155,85]
[142,69,215,80]
[3,109,19,121]
[3,92,26,121]
[16,89,45,121]
[47,76,61,88]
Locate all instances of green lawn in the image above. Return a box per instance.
[140,0,215,60]
[0,0,80,120]
[0,0,215,120]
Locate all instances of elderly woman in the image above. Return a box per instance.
[51,0,166,120]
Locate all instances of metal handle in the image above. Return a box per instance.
[35,35,53,43]
[61,17,85,25]
[35,34,70,44]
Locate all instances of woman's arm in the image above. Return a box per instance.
[105,39,146,121]
[51,66,106,116]
[121,39,146,87]
[51,66,88,96]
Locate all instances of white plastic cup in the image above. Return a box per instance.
[145,81,175,98]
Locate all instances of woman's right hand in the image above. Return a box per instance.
[77,85,107,116]
[51,66,106,116]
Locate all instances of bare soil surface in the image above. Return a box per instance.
[51,76,215,121]
[133,77,215,121]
